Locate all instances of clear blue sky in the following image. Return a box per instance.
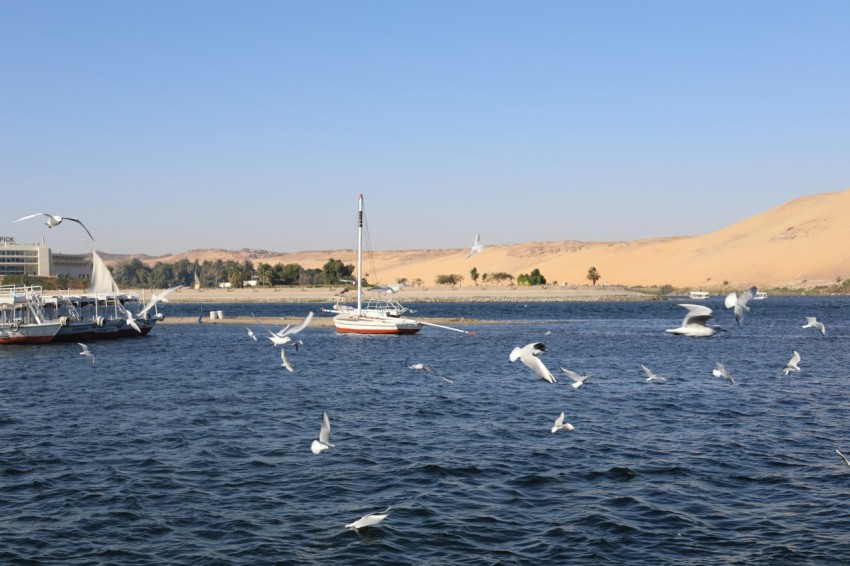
[2,1,849,256]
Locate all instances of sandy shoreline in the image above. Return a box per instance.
[134,285,653,305]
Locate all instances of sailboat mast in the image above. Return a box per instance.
[357,194,363,315]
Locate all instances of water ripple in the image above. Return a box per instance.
[2,298,850,563]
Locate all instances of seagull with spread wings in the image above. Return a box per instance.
[665,304,723,337]
[510,342,557,383]
[310,411,335,455]
[78,343,95,365]
[14,212,94,240]
[466,233,484,258]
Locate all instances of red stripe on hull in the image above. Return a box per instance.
[0,336,56,345]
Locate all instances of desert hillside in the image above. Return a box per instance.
[108,188,850,289]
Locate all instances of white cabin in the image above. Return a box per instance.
[688,291,710,300]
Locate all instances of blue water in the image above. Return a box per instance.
[2,297,849,564]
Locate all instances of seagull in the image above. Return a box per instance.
[345,506,392,531]
[640,364,666,382]
[782,350,801,375]
[371,284,405,294]
[712,362,735,384]
[559,367,591,389]
[77,343,94,365]
[509,342,556,383]
[551,412,575,433]
[465,233,484,258]
[125,310,142,333]
[724,287,757,325]
[247,328,257,341]
[310,411,334,455]
[289,339,303,352]
[255,311,314,346]
[665,304,723,337]
[802,317,826,336]
[405,361,454,383]
[280,347,294,372]
[138,284,184,317]
[406,361,434,373]
[13,212,94,240]
[836,449,850,467]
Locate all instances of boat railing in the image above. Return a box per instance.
[0,285,47,323]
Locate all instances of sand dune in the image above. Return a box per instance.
[118,188,850,289]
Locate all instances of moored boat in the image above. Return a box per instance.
[38,251,164,342]
[0,285,63,344]
[329,195,422,334]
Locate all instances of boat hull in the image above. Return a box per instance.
[333,314,421,334]
[0,322,63,345]
[52,321,97,343]
[92,319,155,339]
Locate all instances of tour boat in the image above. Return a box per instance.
[0,285,63,344]
[41,251,160,342]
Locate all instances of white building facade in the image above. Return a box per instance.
[0,237,91,278]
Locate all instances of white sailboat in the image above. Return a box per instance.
[330,195,422,334]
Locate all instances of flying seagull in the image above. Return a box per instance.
[465,233,484,258]
[724,287,757,325]
[280,347,294,372]
[13,212,94,240]
[406,361,454,383]
[371,283,405,294]
[345,506,392,531]
[665,304,723,337]
[406,361,434,372]
[559,367,591,389]
[782,350,801,375]
[551,412,575,433]
[836,449,850,468]
[310,411,334,455]
[77,343,94,365]
[255,311,314,346]
[247,328,257,341]
[712,362,735,384]
[641,364,666,382]
[138,284,184,317]
[125,310,142,333]
[802,317,826,336]
[509,342,556,383]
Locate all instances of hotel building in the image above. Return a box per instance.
[0,237,91,278]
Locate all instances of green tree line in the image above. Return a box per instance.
[109,258,355,288]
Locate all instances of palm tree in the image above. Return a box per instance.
[470,267,479,286]
[586,266,601,286]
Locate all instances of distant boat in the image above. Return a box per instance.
[754,291,768,300]
[688,291,710,300]
[329,195,422,334]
